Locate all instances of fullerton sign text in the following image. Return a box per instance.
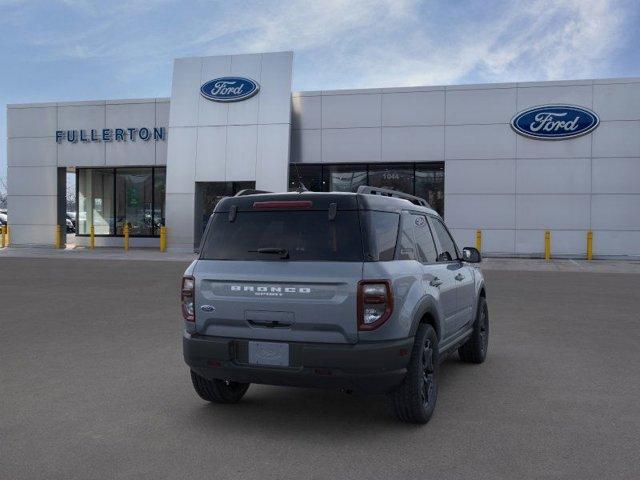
[55,127,166,144]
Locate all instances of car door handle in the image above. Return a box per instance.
[429,277,443,287]
[455,273,465,281]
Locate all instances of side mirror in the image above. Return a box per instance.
[462,247,481,263]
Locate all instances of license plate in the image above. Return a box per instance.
[248,341,290,367]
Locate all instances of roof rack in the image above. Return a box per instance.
[356,185,431,208]
[234,189,272,197]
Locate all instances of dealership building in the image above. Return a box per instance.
[6,51,640,257]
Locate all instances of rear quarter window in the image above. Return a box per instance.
[361,211,400,261]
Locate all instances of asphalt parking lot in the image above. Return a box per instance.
[1,257,639,480]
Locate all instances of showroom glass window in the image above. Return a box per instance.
[77,167,166,237]
[154,169,166,232]
[323,164,367,192]
[288,162,445,217]
[415,164,444,218]
[288,165,322,192]
[77,169,115,235]
[194,181,255,249]
[368,164,414,193]
[115,169,153,235]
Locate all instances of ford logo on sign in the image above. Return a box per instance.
[511,105,599,140]
[200,77,260,102]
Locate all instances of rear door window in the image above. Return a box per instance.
[397,213,416,260]
[200,210,363,261]
[429,217,459,262]
[412,214,438,263]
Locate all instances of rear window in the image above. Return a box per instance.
[200,210,364,261]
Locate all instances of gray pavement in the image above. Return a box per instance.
[0,244,197,263]
[1,257,639,479]
[3,244,640,273]
[481,256,640,273]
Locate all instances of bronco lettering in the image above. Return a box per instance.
[230,285,311,294]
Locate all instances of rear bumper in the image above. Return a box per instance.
[183,333,413,394]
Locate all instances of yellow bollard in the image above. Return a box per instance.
[90,225,95,250]
[55,224,62,249]
[6,224,9,246]
[544,230,551,261]
[1,225,5,248]
[587,230,593,261]
[475,229,482,252]
[160,226,167,252]
[123,224,129,251]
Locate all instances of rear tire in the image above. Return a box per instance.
[389,324,438,424]
[190,370,250,404]
[458,296,489,364]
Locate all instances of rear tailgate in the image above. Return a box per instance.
[194,260,362,344]
[194,196,365,344]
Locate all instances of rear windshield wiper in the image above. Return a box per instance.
[249,247,290,259]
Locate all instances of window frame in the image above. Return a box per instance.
[75,166,166,238]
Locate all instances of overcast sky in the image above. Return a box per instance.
[1,0,639,188]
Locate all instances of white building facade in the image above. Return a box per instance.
[6,52,640,257]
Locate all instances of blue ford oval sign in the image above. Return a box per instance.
[511,105,599,140]
[200,77,260,102]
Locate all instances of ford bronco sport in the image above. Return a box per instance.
[182,186,488,423]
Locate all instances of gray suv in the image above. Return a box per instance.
[182,186,488,423]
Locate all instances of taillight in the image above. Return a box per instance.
[357,280,393,331]
[181,276,195,322]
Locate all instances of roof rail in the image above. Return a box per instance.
[234,189,272,197]
[356,185,431,208]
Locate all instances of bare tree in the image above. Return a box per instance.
[0,176,7,209]
[66,173,76,212]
